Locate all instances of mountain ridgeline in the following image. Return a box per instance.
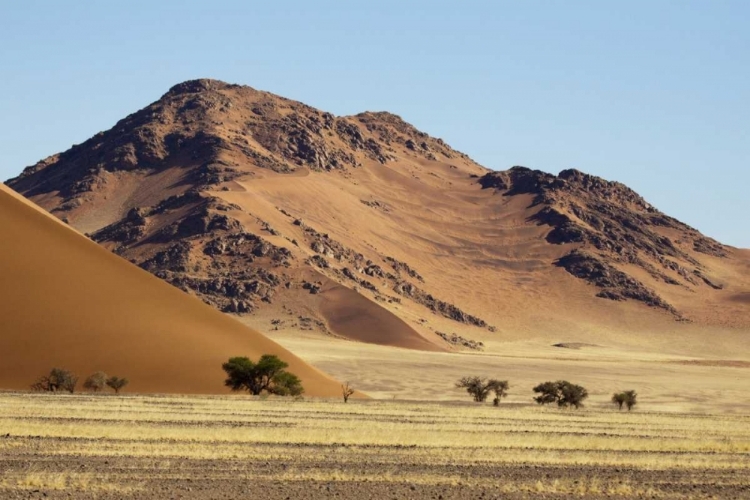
[8,79,748,350]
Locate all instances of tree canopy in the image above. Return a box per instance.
[106,376,129,394]
[31,368,78,393]
[222,355,303,396]
[533,380,588,409]
[83,371,108,392]
[612,390,637,411]
[456,377,509,404]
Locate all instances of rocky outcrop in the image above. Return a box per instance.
[90,192,291,312]
[355,111,468,162]
[92,208,148,245]
[249,111,359,171]
[478,167,729,315]
[385,257,424,282]
[694,237,729,258]
[360,199,391,212]
[436,331,484,351]
[556,251,676,313]
[394,282,492,329]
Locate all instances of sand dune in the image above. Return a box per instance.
[0,184,343,396]
[319,283,444,351]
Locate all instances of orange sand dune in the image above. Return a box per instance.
[320,283,444,351]
[0,184,343,396]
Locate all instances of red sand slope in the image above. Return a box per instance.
[0,184,344,396]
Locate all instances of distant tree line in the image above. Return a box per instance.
[28,359,639,412]
[455,376,638,411]
[31,369,128,394]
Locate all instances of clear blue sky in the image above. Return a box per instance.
[1,1,748,247]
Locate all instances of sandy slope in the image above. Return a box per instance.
[0,184,343,396]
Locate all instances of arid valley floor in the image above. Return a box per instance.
[1,392,749,499]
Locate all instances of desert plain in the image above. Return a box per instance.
[2,391,750,500]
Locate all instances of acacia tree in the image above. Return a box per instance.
[83,372,108,392]
[106,376,129,394]
[612,392,625,410]
[222,355,304,396]
[622,390,637,411]
[558,381,588,409]
[612,390,637,411]
[341,382,355,403]
[533,380,588,409]
[456,377,509,403]
[31,368,78,393]
[532,381,559,406]
[492,380,510,406]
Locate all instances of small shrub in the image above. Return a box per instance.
[30,376,52,392]
[492,380,510,406]
[31,368,78,393]
[341,382,355,403]
[612,390,637,411]
[83,372,108,392]
[106,376,129,394]
[612,392,625,410]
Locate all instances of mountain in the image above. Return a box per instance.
[7,79,750,352]
[0,182,343,396]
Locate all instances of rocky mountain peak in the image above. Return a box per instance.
[165,78,239,96]
[5,79,744,342]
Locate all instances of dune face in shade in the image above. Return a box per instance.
[0,183,344,396]
[319,284,443,351]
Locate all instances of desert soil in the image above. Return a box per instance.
[1,393,748,499]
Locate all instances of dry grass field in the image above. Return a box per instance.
[1,392,749,499]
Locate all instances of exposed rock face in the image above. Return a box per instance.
[91,194,289,313]
[393,282,491,328]
[556,251,677,313]
[385,257,424,282]
[435,332,484,351]
[6,78,743,343]
[479,167,729,315]
[360,199,391,213]
[295,218,492,329]
[93,207,148,244]
[354,111,465,162]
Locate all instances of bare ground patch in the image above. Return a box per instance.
[669,359,750,368]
